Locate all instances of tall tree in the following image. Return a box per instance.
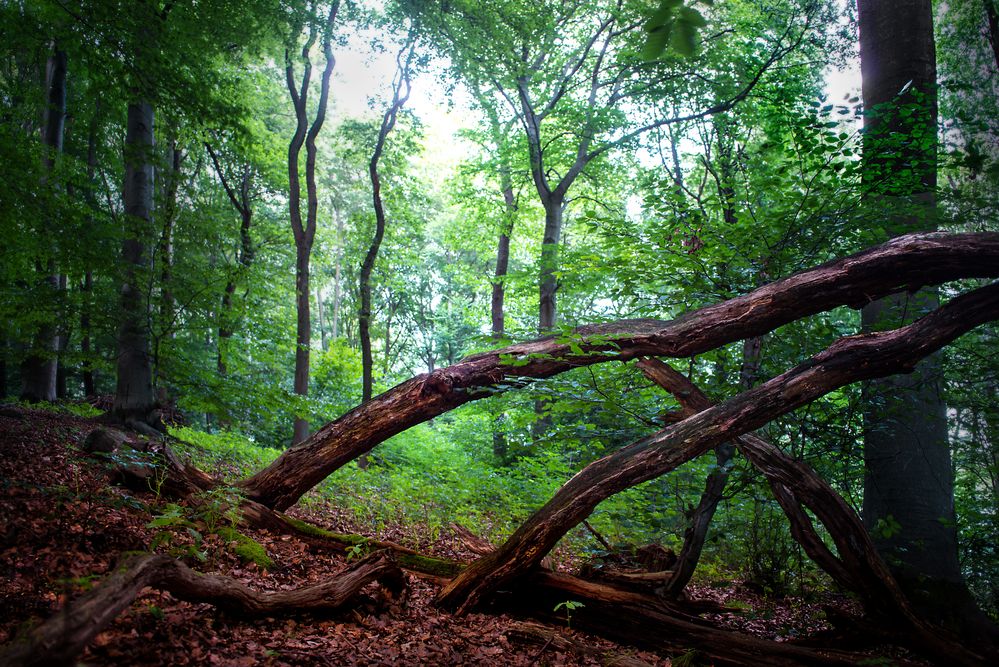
[857,0,995,639]
[359,35,415,405]
[113,0,166,425]
[20,44,67,402]
[286,2,339,444]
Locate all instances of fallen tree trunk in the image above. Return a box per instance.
[0,550,405,667]
[239,232,999,510]
[507,572,895,666]
[636,358,996,664]
[505,620,656,667]
[433,280,999,665]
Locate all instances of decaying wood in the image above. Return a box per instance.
[450,522,554,570]
[508,572,884,666]
[434,278,999,660]
[0,550,404,667]
[505,621,655,667]
[239,233,999,511]
[637,358,995,665]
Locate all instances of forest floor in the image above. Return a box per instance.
[0,405,859,666]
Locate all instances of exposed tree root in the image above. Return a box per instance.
[0,550,405,667]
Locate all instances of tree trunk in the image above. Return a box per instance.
[113,100,158,424]
[857,0,975,624]
[538,196,564,332]
[20,47,67,403]
[331,203,343,339]
[292,244,312,443]
[80,101,100,397]
[360,37,414,406]
[236,233,999,510]
[435,283,999,615]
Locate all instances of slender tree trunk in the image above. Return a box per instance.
[20,47,66,402]
[286,2,339,444]
[316,286,328,352]
[662,335,761,596]
[206,146,254,378]
[538,197,564,332]
[360,37,414,405]
[154,143,181,390]
[80,101,100,397]
[857,0,975,624]
[331,204,343,339]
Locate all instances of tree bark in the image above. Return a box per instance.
[237,232,999,510]
[20,46,67,403]
[434,282,999,616]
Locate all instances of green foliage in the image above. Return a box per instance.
[553,600,585,629]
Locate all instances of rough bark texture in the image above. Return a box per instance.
[0,550,404,667]
[239,232,999,510]
[434,282,999,618]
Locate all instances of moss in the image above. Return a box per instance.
[217,527,273,569]
[282,517,463,576]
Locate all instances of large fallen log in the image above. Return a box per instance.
[0,550,405,667]
[433,282,999,665]
[239,232,999,511]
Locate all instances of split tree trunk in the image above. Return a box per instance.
[238,233,999,510]
[434,282,999,616]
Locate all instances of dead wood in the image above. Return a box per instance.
[0,550,405,667]
[432,280,999,667]
[505,620,655,667]
[507,572,884,666]
[637,357,995,665]
[239,232,999,511]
